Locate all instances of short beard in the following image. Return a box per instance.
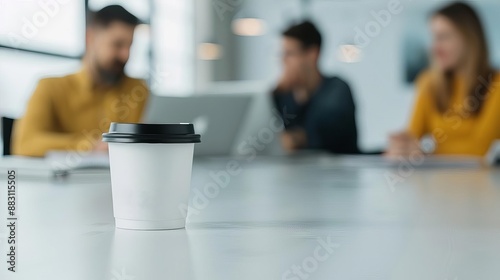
[95,62,125,85]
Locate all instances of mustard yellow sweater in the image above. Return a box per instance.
[409,71,500,156]
[13,68,149,157]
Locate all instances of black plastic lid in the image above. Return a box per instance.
[102,123,201,144]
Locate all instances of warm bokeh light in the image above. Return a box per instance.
[337,44,363,63]
[232,18,266,36]
[197,42,223,60]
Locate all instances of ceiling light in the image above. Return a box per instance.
[198,43,223,60]
[232,18,266,36]
[337,44,362,63]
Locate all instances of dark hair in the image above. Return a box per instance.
[429,1,493,115]
[282,20,322,50]
[88,5,139,27]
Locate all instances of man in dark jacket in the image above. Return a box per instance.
[272,21,359,154]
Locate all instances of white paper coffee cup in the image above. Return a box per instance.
[103,123,201,230]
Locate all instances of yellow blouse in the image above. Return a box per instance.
[12,68,149,157]
[408,71,500,156]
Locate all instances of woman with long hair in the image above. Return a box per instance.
[386,1,500,157]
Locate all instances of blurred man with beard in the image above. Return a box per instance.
[12,5,149,157]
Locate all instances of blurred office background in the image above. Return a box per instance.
[1,0,499,152]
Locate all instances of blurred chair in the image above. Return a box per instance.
[1,117,15,156]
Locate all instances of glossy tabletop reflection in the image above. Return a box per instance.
[2,155,500,280]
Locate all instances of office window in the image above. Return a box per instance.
[0,0,85,57]
[152,0,195,95]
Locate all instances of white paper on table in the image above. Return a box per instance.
[45,151,110,171]
[0,151,110,178]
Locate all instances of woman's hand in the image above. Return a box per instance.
[385,131,423,159]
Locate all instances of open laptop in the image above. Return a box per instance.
[144,94,252,156]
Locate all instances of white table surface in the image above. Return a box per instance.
[1,155,500,280]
